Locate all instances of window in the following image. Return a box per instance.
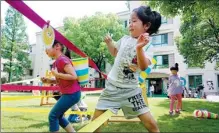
[124,20,128,28]
[151,34,168,46]
[154,55,169,68]
[29,69,33,76]
[189,75,202,89]
[29,46,32,53]
[216,58,219,69]
[217,75,219,88]
[161,17,167,24]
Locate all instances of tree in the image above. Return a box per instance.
[147,0,219,68]
[2,6,31,82]
[62,12,128,87]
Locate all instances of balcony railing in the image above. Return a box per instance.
[154,64,169,69]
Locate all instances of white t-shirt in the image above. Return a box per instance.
[150,85,155,92]
[107,35,153,88]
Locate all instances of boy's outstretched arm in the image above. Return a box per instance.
[136,33,151,71]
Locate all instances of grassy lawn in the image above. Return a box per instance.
[1,92,219,132]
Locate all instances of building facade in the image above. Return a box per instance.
[117,1,219,96]
[29,1,219,92]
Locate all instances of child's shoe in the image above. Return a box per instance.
[175,109,181,114]
[169,111,174,116]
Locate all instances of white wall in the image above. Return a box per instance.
[33,32,50,78]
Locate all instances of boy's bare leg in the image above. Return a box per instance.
[138,112,160,133]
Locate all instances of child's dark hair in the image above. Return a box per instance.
[133,6,161,35]
[170,63,179,71]
[52,40,71,59]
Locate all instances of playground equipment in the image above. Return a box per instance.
[40,70,55,106]
[78,110,114,132]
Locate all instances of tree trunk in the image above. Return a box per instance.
[8,41,14,82]
[98,71,103,88]
[95,55,105,88]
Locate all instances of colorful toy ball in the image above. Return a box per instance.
[193,110,203,118]
[202,110,209,118]
[193,110,218,119]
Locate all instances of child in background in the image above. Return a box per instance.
[168,63,183,116]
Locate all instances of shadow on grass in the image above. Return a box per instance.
[4,114,47,123]
[28,122,48,128]
[3,122,49,131]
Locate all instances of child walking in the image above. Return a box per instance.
[168,63,183,115]
[41,40,81,132]
[92,6,161,132]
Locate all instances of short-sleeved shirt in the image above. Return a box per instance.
[150,85,154,92]
[107,35,153,89]
[168,74,183,95]
[53,55,80,94]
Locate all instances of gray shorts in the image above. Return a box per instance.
[96,81,150,119]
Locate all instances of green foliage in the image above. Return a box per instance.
[2,6,31,82]
[62,12,128,72]
[147,0,219,68]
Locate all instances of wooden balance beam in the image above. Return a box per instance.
[78,110,113,132]
[109,115,140,123]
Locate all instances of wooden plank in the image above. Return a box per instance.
[78,110,113,132]
[109,116,140,123]
[108,119,140,122]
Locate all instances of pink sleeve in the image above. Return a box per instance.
[58,57,71,70]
